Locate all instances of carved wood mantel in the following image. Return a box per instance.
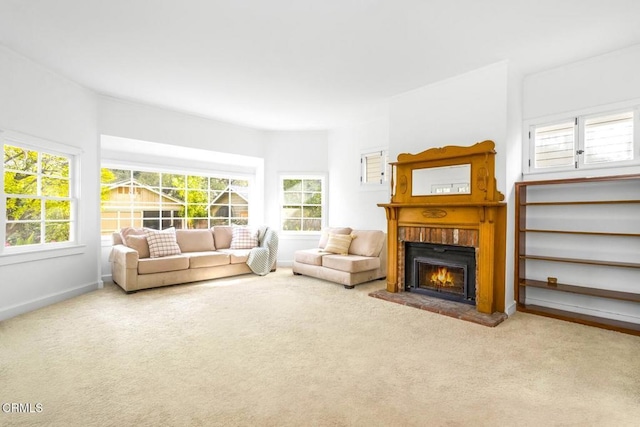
[378,141,506,314]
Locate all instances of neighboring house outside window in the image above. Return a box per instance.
[100,167,250,236]
[2,131,79,252]
[280,174,326,232]
[527,108,638,173]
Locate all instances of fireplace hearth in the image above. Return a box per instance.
[405,242,476,305]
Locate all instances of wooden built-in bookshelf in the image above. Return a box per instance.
[515,174,640,336]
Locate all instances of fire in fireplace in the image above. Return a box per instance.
[405,242,476,305]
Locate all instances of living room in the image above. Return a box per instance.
[1,1,640,425]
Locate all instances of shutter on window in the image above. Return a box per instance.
[533,122,575,169]
[584,112,634,164]
[365,152,383,184]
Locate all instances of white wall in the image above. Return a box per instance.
[327,112,390,231]
[98,96,267,158]
[0,46,100,320]
[389,61,512,193]
[264,130,329,265]
[524,44,640,120]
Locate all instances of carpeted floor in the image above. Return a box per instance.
[1,268,639,426]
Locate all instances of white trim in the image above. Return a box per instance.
[278,172,328,233]
[525,297,640,323]
[360,148,389,188]
[2,129,81,255]
[2,129,83,156]
[505,301,517,316]
[0,244,86,266]
[0,279,98,322]
[523,99,640,177]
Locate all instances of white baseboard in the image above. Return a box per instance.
[505,300,517,316]
[0,281,99,322]
[278,261,293,267]
[525,297,640,324]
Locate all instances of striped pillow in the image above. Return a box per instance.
[323,233,354,255]
[144,228,181,258]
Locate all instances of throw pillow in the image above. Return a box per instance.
[230,227,259,249]
[318,227,352,249]
[144,227,181,258]
[124,234,150,259]
[323,233,355,255]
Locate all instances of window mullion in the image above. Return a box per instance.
[575,116,583,169]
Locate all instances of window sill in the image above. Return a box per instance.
[0,244,87,266]
[279,232,322,240]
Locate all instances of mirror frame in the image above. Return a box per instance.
[390,140,504,204]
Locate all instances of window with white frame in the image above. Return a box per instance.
[100,166,251,236]
[280,175,325,232]
[528,109,638,172]
[361,150,388,185]
[2,132,78,251]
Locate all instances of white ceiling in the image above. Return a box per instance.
[2,0,640,130]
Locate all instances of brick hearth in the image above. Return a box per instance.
[369,289,507,327]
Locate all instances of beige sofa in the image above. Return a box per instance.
[109,226,278,292]
[292,228,387,288]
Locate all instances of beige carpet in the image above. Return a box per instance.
[1,268,639,426]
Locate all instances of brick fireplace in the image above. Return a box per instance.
[378,141,506,315]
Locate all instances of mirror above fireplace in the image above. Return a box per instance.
[411,164,471,196]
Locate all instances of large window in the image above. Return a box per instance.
[2,133,77,251]
[280,175,325,232]
[100,167,250,236]
[529,109,638,172]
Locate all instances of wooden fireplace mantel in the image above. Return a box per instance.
[378,141,506,314]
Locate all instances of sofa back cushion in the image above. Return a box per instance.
[124,234,151,259]
[176,229,216,252]
[318,227,352,249]
[119,227,145,243]
[348,230,386,257]
[213,226,233,249]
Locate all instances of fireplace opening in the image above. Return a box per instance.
[405,242,476,305]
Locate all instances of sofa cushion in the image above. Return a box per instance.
[188,251,230,268]
[120,227,145,240]
[176,229,215,252]
[219,249,251,264]
[230,227,259,249]
[294,248,330,266]
[324,233,354,255]
[318,227,352,249]
[212,226,233,249]
[322,254,380,273]
[144,228,182,258]
[124,234,150,259]
[348,230,386,257]
[138,255,190,274]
